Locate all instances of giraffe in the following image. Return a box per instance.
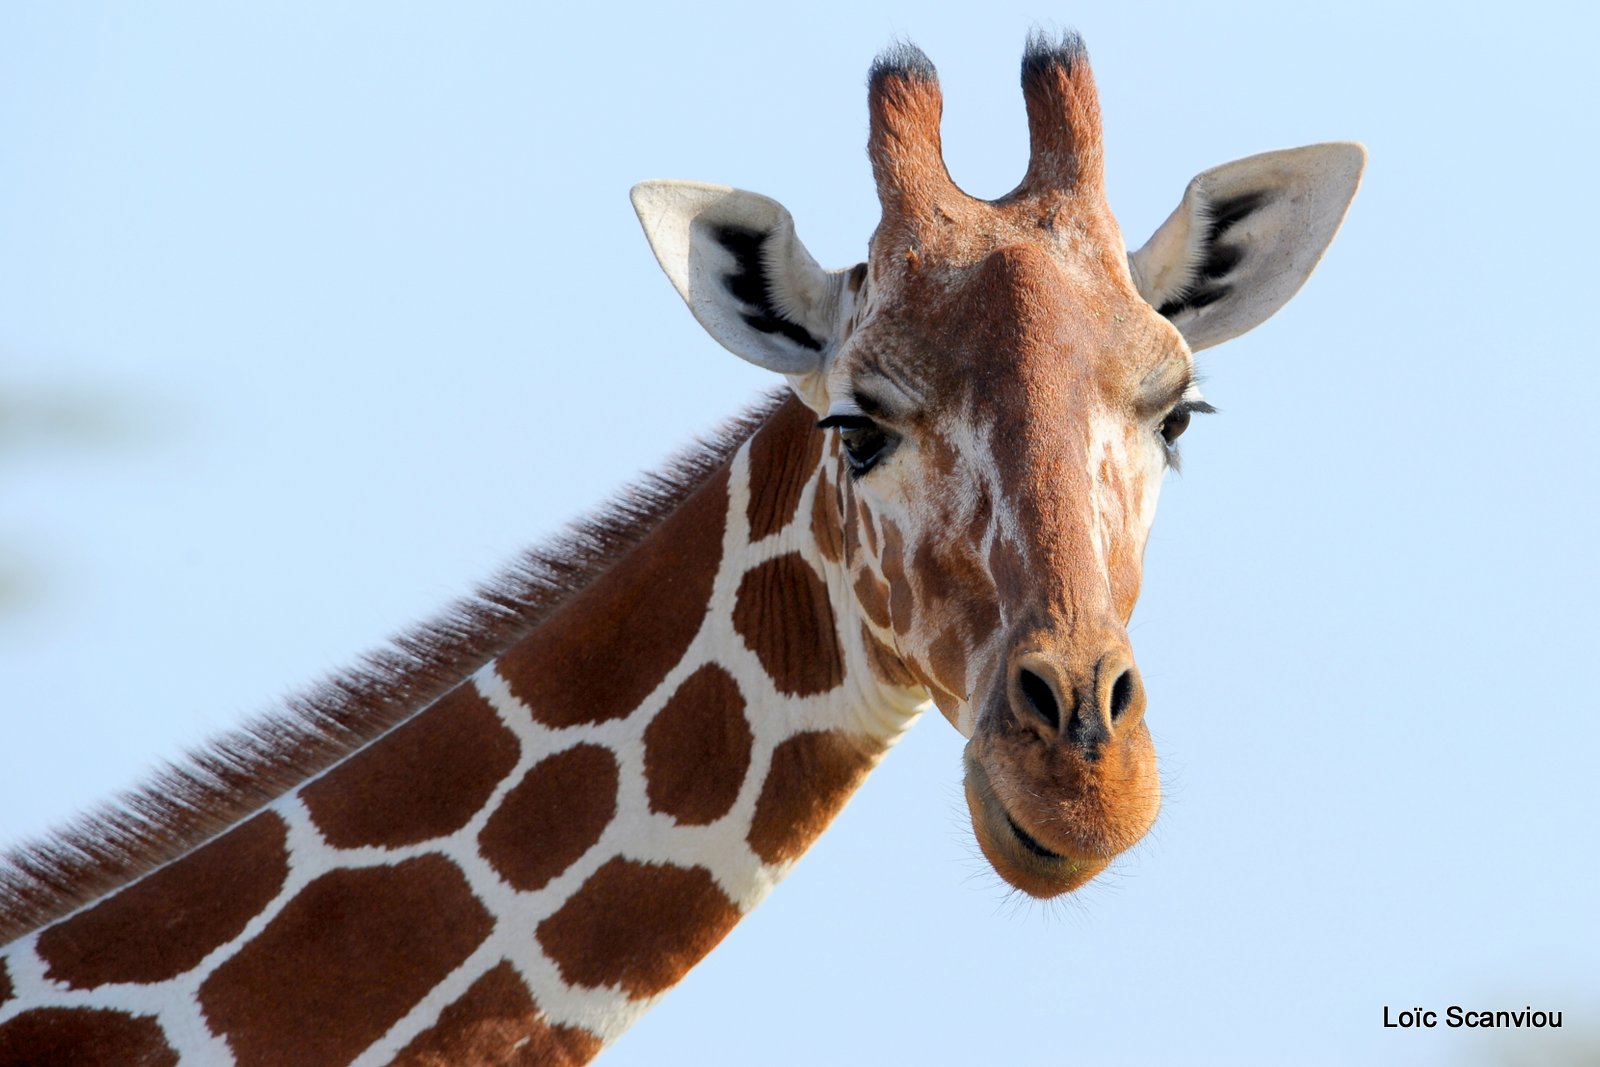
[0,34,1362,1066]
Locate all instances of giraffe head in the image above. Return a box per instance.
[633,35,1362,898]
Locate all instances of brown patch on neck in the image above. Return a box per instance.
[927,628,971,700]
[732,553,845,696]
[478,745,619,893]
[301,683,519,849]
[199,855,493,1067]
[860,623,919,690]
[643,665,753,826]
[852,567,892,631]
[391,961,602,1067]
[904,657,962,722]
[0,956,12,1008]
[0,1007,177,1067]
[878,519,915,635]
[745,395,825,542]
[498,465,730,727]
[536,858,740,1000]
[747,730,882,865]
[36,812,288,990]
[810,468,844,565]
[857,499,880,557]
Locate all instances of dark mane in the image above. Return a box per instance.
[0,391,786,942]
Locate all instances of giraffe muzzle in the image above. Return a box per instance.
[961,643,1161,898]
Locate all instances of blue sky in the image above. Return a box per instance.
[2,4,1597,1065]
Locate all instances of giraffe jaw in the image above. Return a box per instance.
[961,741,1157,899]
[963,756,1109,897]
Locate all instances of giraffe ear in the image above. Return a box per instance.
[1128,143,1365,352]
[631,180,854,376]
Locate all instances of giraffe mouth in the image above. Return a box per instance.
[1003,813,1064,860]
[961,751,1110,897]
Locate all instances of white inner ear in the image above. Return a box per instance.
[1127,200,1208,311]
[760,218,842,331]
[631,180,850,377]
[1129,142,1365,352]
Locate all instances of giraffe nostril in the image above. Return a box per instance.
[1017,668,1060,732]
[1109,669,1135,722]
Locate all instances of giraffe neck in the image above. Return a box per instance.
[0,394,927,1066]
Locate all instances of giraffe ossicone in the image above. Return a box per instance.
[0,33,1362,1066]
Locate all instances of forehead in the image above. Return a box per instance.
[843,218,1192,422]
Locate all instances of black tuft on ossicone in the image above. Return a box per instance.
[1021,28,1088,82]
[869,40,938,87]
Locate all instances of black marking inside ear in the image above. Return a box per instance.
[1157,190,1271,319]
[1158,285,1231,318]
[712,224,824,352]
[1201,243,1244,280]
[1207,190,1269,239]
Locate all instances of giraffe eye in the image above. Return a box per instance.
[1155,398,1215,466]
[840,423,891,476]
[818,414,894,478]
[1159,407,1191,445]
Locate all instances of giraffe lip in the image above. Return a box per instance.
[962,748,1113,898]
[1003,812,1064,860]
[963,752,1086,867]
